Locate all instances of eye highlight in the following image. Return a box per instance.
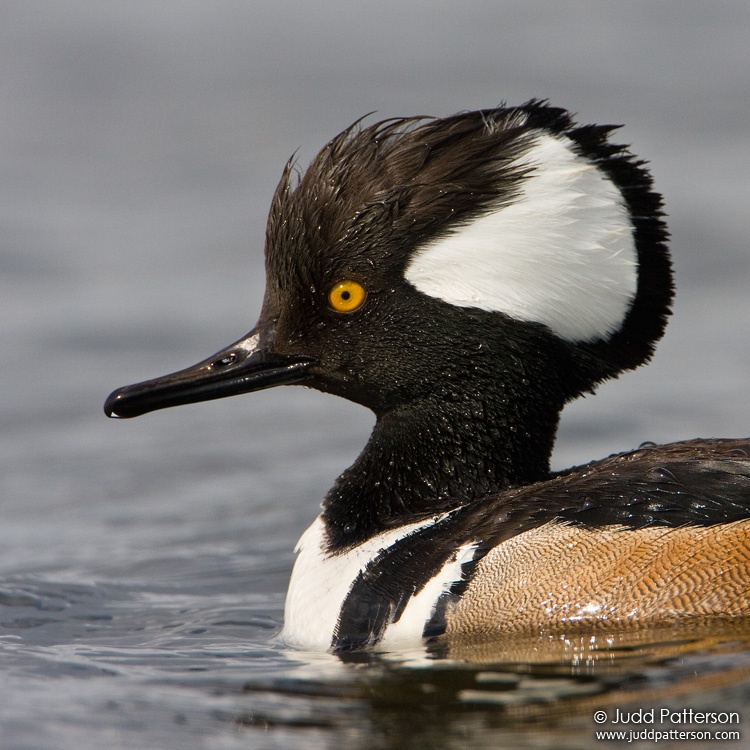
[328,280,367,313]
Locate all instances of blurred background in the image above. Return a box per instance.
[1,2,748,748]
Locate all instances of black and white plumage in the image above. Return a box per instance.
[105,102,750,653]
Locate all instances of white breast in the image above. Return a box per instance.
[281,513,475,651]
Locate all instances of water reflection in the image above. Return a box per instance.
[234,623,750,749]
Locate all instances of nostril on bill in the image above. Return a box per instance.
[212,352,238,368]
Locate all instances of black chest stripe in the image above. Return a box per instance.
[331,513,477,653]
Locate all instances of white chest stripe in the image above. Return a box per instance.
[282,514,468,651]
[380,540,478,647]
[404,132,637,343]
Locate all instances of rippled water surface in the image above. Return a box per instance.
[2,3,750,748]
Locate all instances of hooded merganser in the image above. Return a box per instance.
[105,101,750,653]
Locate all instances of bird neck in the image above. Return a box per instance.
[320,385,561,551]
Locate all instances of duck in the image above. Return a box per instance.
[104,100,750,653]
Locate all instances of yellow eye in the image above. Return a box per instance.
[328,280,367,313]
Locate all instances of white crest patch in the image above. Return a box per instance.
[404,132,638,342]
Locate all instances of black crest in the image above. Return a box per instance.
[264,100,672,377]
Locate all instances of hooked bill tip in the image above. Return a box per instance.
[103,389,132,419]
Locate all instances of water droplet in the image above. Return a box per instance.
[645,466,679,484]
[581,495,596,510]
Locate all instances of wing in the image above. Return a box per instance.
[332,438,750,651]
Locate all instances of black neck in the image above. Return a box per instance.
[321,385,561,551]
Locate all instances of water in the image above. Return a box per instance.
[2,2,750,748]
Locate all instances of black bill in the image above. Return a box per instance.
[104,327,316,419]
